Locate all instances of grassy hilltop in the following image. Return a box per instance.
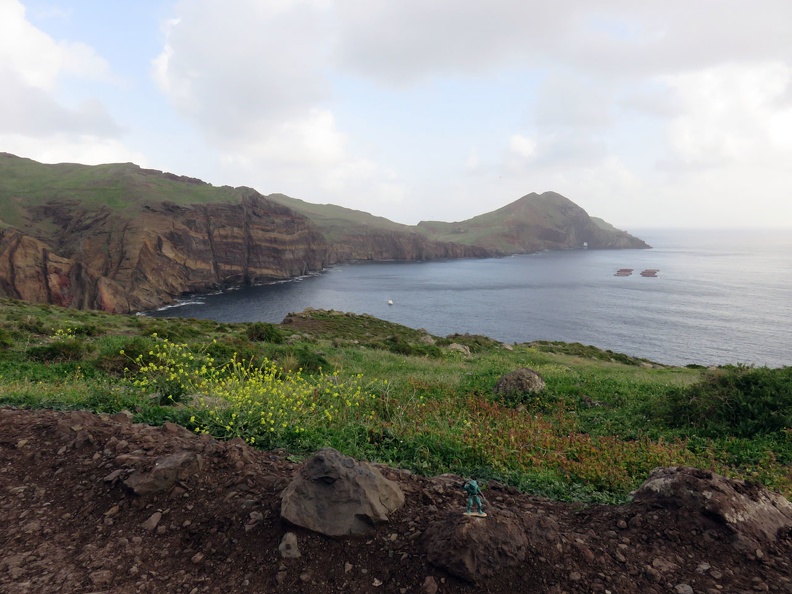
[0,153,251,228]
[1,298,790,502]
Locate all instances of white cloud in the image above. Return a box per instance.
[0,0,112,89]
[0,69,121,137]
[0,0,130,165]
[332,1,563,84]
[662,62,792,167]
[154,0,411,213]
[0,132,147,166]
[510,135,536,160]
[465,148,480,172]
[220,109,347,170]
[215,107,407,213]
[332,1,792,85]
[505,134,539,174]
[153,0,332,141]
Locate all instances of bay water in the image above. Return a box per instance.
[149,229,792,368]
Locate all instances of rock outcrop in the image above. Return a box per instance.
[13,194,328,313]
[423,510,531,583]
[632,466,792,551]
[281,448,404,536]
[322,229,491,262]
[280,448,405,537]
[0,227,122,311]
[123,451,203,496]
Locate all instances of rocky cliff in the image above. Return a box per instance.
[0,191,492,313]
[322,229,491,262]
[0,193,329,313]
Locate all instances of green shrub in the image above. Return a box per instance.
[246,322,284,343]
[381,335,442,358]
[17,316,46,335]
[438,333,500,353]
[0,326,13,349]
[140,319,204,341]
[94,336,155,375]
[659,366,792,437]
[123,337,195,404]
[70,323,102,337]
[528,341,644,366]
[27,338,91,362]
[289,344,332,374]
[203,336,263,365]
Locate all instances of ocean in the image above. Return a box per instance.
[148,228,792,368]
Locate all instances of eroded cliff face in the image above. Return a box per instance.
[323,230,491,263]
[0,194,329,313]
[0,193,492,313]
[0,228,124,311]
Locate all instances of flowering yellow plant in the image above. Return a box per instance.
[123,337,379,447]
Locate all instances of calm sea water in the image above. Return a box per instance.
[149,229,792,368]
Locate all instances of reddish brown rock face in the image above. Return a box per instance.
[0,229,124,311]
[0,194,329,313]
[0,192,492,313]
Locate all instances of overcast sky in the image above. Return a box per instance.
[3,0,792,229]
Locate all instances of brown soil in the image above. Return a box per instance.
[2,407,791,594]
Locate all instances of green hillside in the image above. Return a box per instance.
[0,153,249,228]
[416,192,561,238]
[265,193,412,241]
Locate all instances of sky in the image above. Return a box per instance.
[3,0,792,230]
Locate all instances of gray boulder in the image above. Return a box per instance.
[123,451,202,496]
[447,343,471,356]
[493,368,546,403]
[280,448,405,537]
[633,466,792,549]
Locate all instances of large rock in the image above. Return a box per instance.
[493,368,546,403]
[123,451,203,496]
[423,510,530,583]
[280,448,405,537]
[633,467,792,549]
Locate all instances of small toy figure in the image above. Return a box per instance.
[463,479,487,517]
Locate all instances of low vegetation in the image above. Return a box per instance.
[1,298,790,503]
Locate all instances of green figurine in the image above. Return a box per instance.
[463,479,487,517]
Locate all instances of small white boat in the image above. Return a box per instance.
[387,299,394,305]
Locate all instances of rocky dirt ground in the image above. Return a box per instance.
[2,407,792,594]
